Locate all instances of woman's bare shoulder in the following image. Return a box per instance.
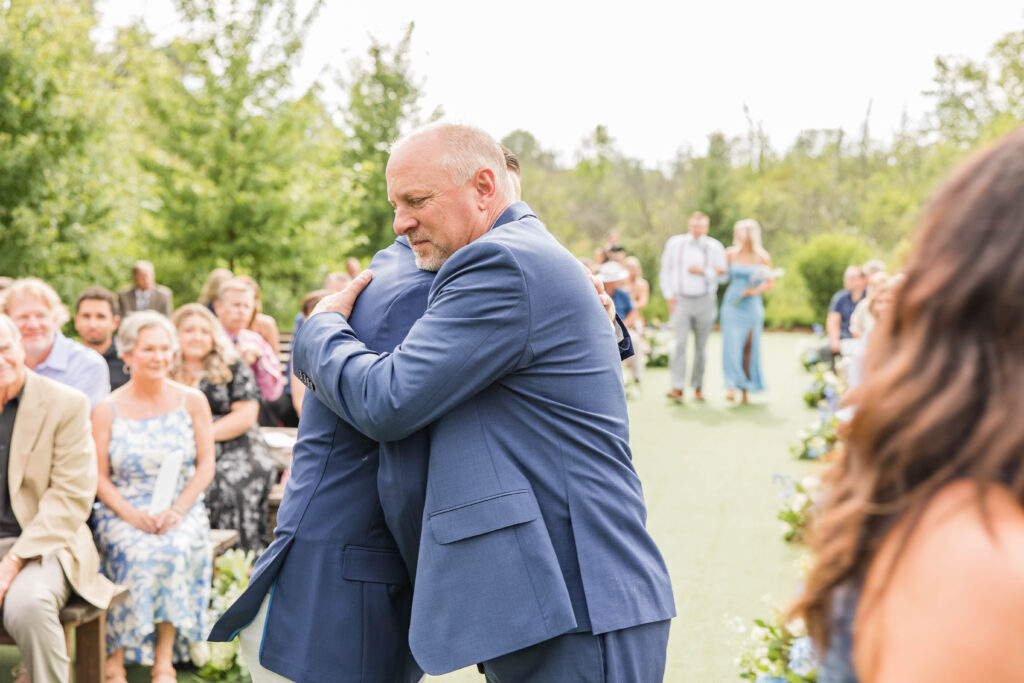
[856,480,1024,680]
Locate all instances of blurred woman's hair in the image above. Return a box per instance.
[169,303,237,386]
[733,218,767,257]
[300,289,331,318]
[198,268,234,307]
[794,126,1024,648]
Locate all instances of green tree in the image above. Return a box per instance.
[792,232,872,321]
[0,1,137,296]
[338,23,432,258]
[121,0,347,316]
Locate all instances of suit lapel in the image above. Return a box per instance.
[8,372,45,495]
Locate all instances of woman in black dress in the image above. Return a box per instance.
[171,303,275,554]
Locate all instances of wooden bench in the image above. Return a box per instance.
[278,331,293,374]
[0,530,239,683]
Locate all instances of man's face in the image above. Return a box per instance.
[215,289,255,334]
[6,294,57,357]
[687,217,709,238]
[844,269,866,292]
[387,136,485,272]
[133,267,154,290]
[0,323,26,393]
[74,299,119,346]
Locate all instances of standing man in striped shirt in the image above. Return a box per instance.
[659,211,727,402]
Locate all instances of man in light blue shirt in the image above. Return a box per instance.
[0,278,109,408]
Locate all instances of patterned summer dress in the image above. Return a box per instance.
[200,360,275,554]
[91,394,212,664]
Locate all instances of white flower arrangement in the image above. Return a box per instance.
[735,605,819,682]
[190,548,255,681]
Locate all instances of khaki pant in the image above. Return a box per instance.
[0,537,73,683]
[238,592,296,683]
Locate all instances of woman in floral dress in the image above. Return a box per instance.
[171,303,275,553]
[91,312,215,683]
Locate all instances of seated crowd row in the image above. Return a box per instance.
[0,262,354,682]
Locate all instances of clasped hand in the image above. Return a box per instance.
[128,507,183,535]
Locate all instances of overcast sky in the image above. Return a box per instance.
[94,0,1024,167]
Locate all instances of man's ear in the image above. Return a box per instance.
[473,168,498,209]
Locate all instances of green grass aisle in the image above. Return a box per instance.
[0,333,818,682]
[429,332,820,683]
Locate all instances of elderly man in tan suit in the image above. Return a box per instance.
[0,313,114,683]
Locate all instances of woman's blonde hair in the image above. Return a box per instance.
[169,304,237,386]
[733,219,766,256]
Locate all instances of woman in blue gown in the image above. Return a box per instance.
[720,219,775,403]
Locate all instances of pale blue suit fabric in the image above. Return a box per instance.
[294,202,675,675]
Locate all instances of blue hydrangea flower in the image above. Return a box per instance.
[788,635,818,677]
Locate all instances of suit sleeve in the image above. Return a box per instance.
[615,316,634,360]
[294,242,529,443]
[11,393,97,559]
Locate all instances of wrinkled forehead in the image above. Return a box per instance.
[8,293,53,317]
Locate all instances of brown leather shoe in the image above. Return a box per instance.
[665,389,684,402]
[694,389,705,401]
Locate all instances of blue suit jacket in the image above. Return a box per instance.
[208,238,431,683]
[295,202,675,675]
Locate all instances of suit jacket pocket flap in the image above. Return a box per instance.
[341,546,409,585]
[430,489,537,545]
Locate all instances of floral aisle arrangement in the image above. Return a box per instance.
[802,367,842,409]
[790,411,839,461]
[190,549,255,682]
[643,325,673,368]
[775,474,824,543]
[735,607,819,682]
[796,325,825,372]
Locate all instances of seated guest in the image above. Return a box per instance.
[236,275,280,355]
[0,278,109,407]
[795,128,1024,682]
[849,269,889,339]
[118,261,173,317]
[821,265,867,368]
[197,268,234,313]
[171,304,275,553]
[90,312,215,683]
[74,287,130,390]
[213,279,284,413]
[0,314,115,683]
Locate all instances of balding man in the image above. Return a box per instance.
[0,279,110,408]
[0,314,114,682]
[117,260,173,317]
[294,123,674,681]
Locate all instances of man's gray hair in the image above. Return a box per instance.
[216,278,255,302]
[394,122,514,200]
[0,277,70,327]
[0,314,20,340]
[116,311,178,357]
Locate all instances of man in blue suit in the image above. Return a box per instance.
[295,123,675,681]
[207,237,431,683]
[209,151,630,682]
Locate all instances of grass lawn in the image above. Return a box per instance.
[0,332,821,683]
